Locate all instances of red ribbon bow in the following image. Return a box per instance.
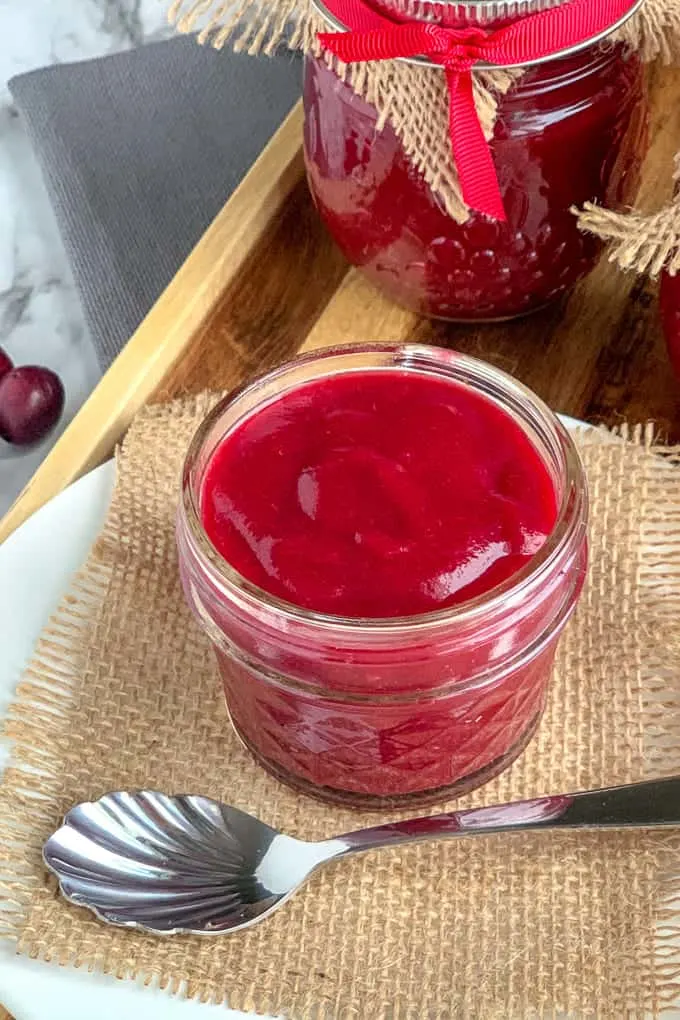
[318,0,636,220]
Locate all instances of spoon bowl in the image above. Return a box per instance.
[43,791,340,934]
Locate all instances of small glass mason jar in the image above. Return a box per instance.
[176,344,588,808]
[303,0,648,321]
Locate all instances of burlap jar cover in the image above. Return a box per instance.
[169,0,680,224]
[2,394,680,1017]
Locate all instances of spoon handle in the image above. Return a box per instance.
[335,776,680,854]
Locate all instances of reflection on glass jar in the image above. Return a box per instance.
[303,44,648,320]
[176,344,588,808]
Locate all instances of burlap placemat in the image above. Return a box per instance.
[2,395,680,1018]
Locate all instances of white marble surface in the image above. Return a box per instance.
[0,0,172,517]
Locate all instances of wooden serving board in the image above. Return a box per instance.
[2,65,680,542]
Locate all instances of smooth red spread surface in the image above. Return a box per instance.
[201,371,557,617]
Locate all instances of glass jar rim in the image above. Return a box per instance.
[180,342,587,635]
[309,0,644,71]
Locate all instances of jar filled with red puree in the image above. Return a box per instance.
[304,0,648,321]
[177,345,588,807]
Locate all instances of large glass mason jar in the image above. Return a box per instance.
[303,0,649,320]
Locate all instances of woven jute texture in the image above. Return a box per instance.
[2,396,680,1017]
[168,0,680,224]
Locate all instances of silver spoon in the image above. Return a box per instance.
[43,777,680,936]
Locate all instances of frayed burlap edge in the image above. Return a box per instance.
[577,152,680,277]
[578,0,680,277]
[0,394,217,949]
[613,0,680,63]
[577,198,680,277]
[1,408,680,1016]
[0,556,115,940]
[167,0,680,225]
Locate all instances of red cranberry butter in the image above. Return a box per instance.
[177,345,588,807]
[303,0,648,321]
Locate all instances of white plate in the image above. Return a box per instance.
[0,416,587,1019]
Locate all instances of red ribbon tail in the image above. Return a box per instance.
[445,67,506,223]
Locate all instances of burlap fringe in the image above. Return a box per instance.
[577,199,680,277]
[577,151,680,277]
[578,1,680,277]
[168,0,680,224]
[0,558,113,941]
[613,0,680,64]
[0,391,214,948]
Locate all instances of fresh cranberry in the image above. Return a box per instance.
[0,366,65,446]
[0,347,12,382]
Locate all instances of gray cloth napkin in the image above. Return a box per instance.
[9,35,301,369]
